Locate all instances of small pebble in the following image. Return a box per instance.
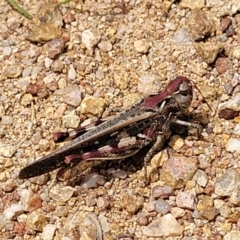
[68,64,77,80]
[136,212,149,226]
[1,116,14,125]
[79,173,105,190]
[160,155,198,189]
[176,189,196,210]
[97,197,110,210]
[53,103,67,119]
[192,169,208,187]
[233,124,240,135]
[215,169,240,197]
[224,230,240,240]
[63,13,76,24]
[49,185,75,202]
[108,169,127,179]
[80,96,105,117]
[26,84,40,95]
[22,67,32,78]
[151,185,172,198]
[27,3,63,43]
[172,29,192,45]
[141,55,151,71]
[201,206,219,220]
[179,0,205,9]
[220,17,232,32]
[51,60,64,72]
[4,204,24,220]
[26,212,47,231]
[3,46,12,56]
[21,93,33,106]
[195,41,223,64]
[82,29,101,50]
[187,9,215,41]
[142,214,184,237]
[171,207,185,218]
[134,39,150,53]
[42,224,57,240]
[229,46,240,60]
[62,112,80,129]
[154,199,171,214]
[98,40,113,52]
[138,75,162,95]
[96,67,104,80]
[0,143,15,157]
[44,57,53,68]
[121,194,144,214]
[168,135,184,151]
[226,138,240,154]
[98,213,110,232]
[0,172,7,181]
[55,84,82,107]
[3,65,23,78]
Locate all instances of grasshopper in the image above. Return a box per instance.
[19,76,204,180]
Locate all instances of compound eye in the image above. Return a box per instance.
[178,82,190,95]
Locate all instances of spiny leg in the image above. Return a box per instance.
[143,129,172,182]
[143,118,202,182]
[142,111,173,181]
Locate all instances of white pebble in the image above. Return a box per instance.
[44,57,53,68]
[219,93,240,112]
[233,124,240,135]
[22,67,32,78]
[80,173,105,189]
[134,39,150,53]
[165,21,177,31]
[3,46,12,56]
[4,203,24,220]
[31,66,42,76]
[226,138,240,154]
[19,189,33,210]
[138,75,162,95]
[68,64,77,80]
[42,224,57,240]
[1,115,14,125]
[0,143,15,157]
[172,29,192,45]
[98,213,110,233]
[82,29,101,50]
[142,213,183,237]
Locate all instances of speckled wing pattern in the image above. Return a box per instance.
[19,76,197,179]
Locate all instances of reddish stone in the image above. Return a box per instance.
[63,13,76,24]
[27,194,42,212]
[42,38,65,59]
[26,84,40,95]
[61,32,70,42]
[13,222,25,236]
[204,185,215,194]
[220,17,232,32]
[151,185,172,198]
[215,57,232,74]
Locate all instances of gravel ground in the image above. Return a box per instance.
[1,0,240,239]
